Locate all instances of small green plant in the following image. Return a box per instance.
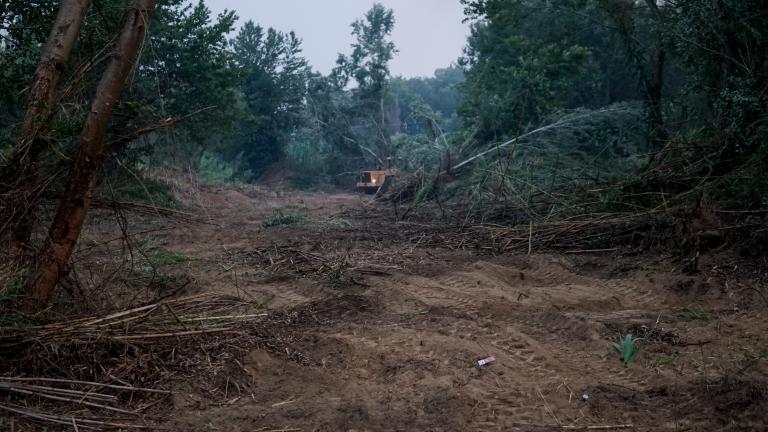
[263,210,306,228]
[679,306,709,321]
[612,334,644,366]
[326,255,355,289]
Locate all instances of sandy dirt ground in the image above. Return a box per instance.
[52,183,768,431]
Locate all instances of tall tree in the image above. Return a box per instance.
[3,0,89,255]
[23,0,157,314]
[459,0,593,141]
[672,0,768,171]
[333,3,398,160]
[599,0,669,152]
[229,20,309,176]
[391,66,465,135]
[139,0,238,143]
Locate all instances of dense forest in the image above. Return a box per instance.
[2,0,764,218]
[1,0,767,430]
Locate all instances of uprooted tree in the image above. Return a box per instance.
[21,0,157,314]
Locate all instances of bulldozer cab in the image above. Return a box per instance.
[356,167,397,195]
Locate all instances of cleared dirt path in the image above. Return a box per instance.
[121,184,767,431]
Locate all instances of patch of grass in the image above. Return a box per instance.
[136,238,190,267]
[650,355,676,368]
[138,236,164,251]
[0,267,28,309]
[612,334,644,367]
[679,306,709,321]
[324,217,353,228]
[263,210,306,228]
[0,268,33,327]
[150,250,192,266]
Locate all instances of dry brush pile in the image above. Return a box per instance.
[0,291,377,429]
[374,105,768,259]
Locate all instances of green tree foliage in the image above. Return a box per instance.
[101,1,242,191]
[331,3,398,160]
[139,0,238,140]
[4,0,763,210]
[0,0,246,214]
[285,3,402,187]
[289,72,356,182]
[229,21,309,176]
[391,66,465,134]
[333,3,397,99]
[0,1,59,144]
[673,0,768,164]
[458,0,644,142]
[457,0,768,211]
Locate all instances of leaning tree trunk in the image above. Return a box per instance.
[6,0,89,256]
[22,0,156,314]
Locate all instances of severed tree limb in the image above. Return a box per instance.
[104,106,216,154]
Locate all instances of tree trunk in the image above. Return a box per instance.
[645,45,667,152]
[643,0,667,153]
[6,0,89,256]
[21,0,156,314]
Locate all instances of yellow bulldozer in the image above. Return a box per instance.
[356,159,398,195]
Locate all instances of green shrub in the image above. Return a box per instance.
[263,210,306,228]
[198,151,252,186]
[101,174,178,208]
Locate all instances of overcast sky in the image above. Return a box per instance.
[205,0,470,78]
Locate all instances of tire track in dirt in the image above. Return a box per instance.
[386,273,482,315]
[377,263,587,429]
[389,259,670,398]
[600,278,668,309]
[263,284,314,307]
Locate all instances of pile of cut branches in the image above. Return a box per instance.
[0,294,264,428]
[0,377,168,430]
[462,211,657,254]
[242,245,403,280]
[245,246,334,277]
[0,293,266,349]
[0,292,372,429]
